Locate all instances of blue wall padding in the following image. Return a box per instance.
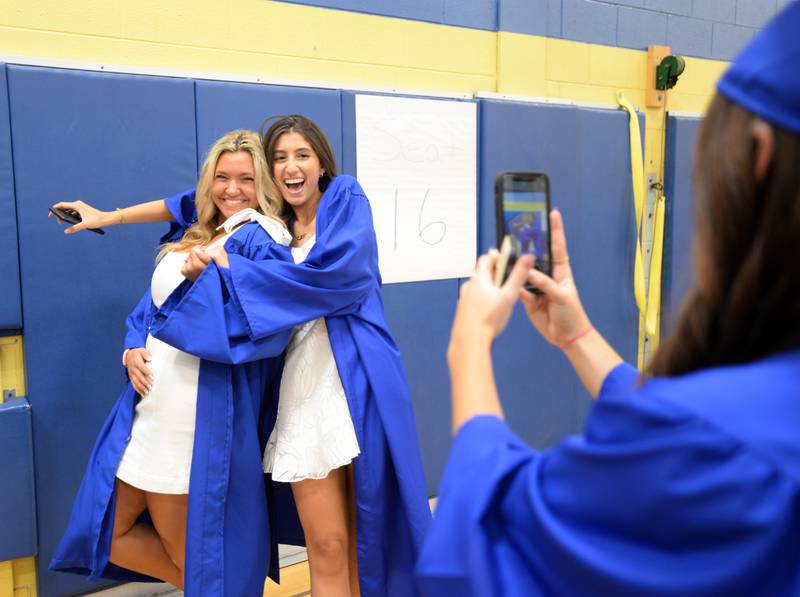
[381,280,459,494]
[194,80,343,174]
[479,99,638,446]
[2,61,649,595]
[0,397,36,561]
[0,65,22,329]
[8,65,197,596]
[662,115,700,335]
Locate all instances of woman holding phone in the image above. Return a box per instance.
[418,4,800,594]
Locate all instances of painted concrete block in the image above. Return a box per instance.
[600,0,645,7]
[692,0,737,24]
[499,0,550,35]
[667,14,713,58]
[735,0,777,28]
[562,0,617,46]
[546,37,591,83]
[443,0,496,30]
[547,0,564,36]
[498,0,563,37]
[675,55,728,95]
[273,0,444,24]
[644,0,692,16]
[496,32,547,95]
[589,44,645,88]
[617,6,668,49]
[711,22,754,60]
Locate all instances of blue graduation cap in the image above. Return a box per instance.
[717,1,800,134]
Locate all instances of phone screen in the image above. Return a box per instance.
[498,173,551,276]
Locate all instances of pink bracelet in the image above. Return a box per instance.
[561,325,594,350]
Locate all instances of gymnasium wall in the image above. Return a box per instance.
[0,0,784,595]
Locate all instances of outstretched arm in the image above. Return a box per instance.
[50,199,174,234]
[50,188,198,235]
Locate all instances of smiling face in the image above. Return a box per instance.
[272,131,325,212]
[211,151,259,222]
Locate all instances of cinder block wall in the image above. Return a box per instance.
[0,0,786,110]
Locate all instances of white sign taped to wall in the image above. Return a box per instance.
[355,94,477,284]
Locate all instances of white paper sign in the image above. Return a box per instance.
[356,94,477,284]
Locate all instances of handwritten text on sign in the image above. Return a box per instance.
[355,94,477,284]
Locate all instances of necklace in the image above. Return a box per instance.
[294,232,307,242]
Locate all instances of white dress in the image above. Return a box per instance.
[262,236,361,482]
[116,233,233,494]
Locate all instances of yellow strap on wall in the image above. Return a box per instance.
[616,92,647,317]
[646,194,666,336]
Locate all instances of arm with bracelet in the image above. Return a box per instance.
[49,197,177,234]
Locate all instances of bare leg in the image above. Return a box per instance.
[292,467,351,597]
[146,490,189,588]
[109,478,184,587]
[346,465,360,597]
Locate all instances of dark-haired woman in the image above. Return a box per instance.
[59,115,431,597]
[417,4,800,595]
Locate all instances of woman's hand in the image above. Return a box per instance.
[125,347,153,396]
[519,210,592,349]
[49,200,110,233]
[205,246,229,269]
[450,252,534,352]
[181,248,212,282]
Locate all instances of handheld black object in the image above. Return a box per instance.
[49,206,105,235]
[494,172,552,293]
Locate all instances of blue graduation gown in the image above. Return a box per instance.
[417,353,800,596]
[152,175,432,596]
[49,219,292,596]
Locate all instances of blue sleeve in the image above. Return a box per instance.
[159,188,197,244]
[123,289,151,351]
[597,362,640,400]
[149,253,291,365]
[225,177,377,338]
[417,392,795,596]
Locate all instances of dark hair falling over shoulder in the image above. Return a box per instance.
[648,95,800,378]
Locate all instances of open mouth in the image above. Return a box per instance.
[285,178,305,193]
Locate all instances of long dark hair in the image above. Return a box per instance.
[260,115,338,220]
[648,94,800,377]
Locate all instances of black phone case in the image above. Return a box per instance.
[50,206,105,235]
[494,172,552,293]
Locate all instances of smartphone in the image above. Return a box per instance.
[50,206,105,235]
[494,172,552,291]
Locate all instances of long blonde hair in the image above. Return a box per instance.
[158,130,283,259]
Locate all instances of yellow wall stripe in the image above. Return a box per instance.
[0,1,727,111]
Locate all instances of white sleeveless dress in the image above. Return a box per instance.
[115,232,234,494]
[262,236,361,482]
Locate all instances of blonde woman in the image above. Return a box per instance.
[50,130,294,596]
